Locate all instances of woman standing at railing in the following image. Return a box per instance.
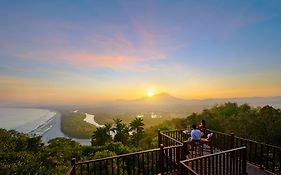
[197,119,206,136]
[197,119,206,131]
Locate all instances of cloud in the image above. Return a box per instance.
[9,20,171,71]
[220,10,266,40]
[62,52,139,69]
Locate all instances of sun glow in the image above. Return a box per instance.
[147,91,155,97]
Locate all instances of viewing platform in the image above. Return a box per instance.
[67,129,281,175]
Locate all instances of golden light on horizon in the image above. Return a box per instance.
[147,91,155,97]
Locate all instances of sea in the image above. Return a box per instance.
[0,107,92,145]
[0,107,56,134]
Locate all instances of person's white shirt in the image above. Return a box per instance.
[191,129,202,141]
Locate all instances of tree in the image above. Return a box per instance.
[92,123,112,146]
[112,118,130,145]
[129,118,144,146]
[93,150,117,173]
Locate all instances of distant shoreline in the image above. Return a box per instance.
[83,113,104,127]
[0,107,56,133]
[0,108,92,145]
[45,111,92,145]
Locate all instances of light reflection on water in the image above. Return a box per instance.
[0,107,55,133]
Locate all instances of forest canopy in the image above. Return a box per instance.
[1,103,281,174]
[186,103,281,146]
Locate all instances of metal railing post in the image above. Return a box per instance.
[230,131,235,149]
[230,132,235,159]
[159,144,164,175]
[179,162,187,175]
[181,141,188,161]
[279,148,281,174]
[71,158,76,175]
[242,148,248,175]
[158,129,162,148]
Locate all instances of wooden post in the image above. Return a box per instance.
[71,158,76,175]
[279,148,281,175]
[260,144,264,169]
[179,162,187,175]
[181,141,188,161]
[160,144,164,175]
[158,129,162,148]
[230,132,235,159]
[230,131,235,149]
[242,148,248,175]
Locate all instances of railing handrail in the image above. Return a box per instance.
[161,129,185,132]
[180,162,198,175]
[68,128,281,175]
[206,129,231,136]
[160,132,183,146]
[75,147,159,165]
[163,144,183,150]
[181,146,246,163]
[207,128,281,149]
[180,146,247,175]
[234,136,281,149]
[164,128,281,174]
[65,165,75,175]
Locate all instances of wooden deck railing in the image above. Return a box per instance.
[160,129,187,143]
[234,135,281,174]
[179,146,247,175]
[67,144,183,175]
[158,130,183,147]
[159,128,281,174]
[158,128,281,174]
[67,128,281,175]
[205,129,281,174]
[69,148,160,175]
[205,129,233,151]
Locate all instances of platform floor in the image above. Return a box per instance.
[183,146,279,175]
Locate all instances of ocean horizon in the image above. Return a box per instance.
[0,107,56,133]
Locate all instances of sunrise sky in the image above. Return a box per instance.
[1,1,281,105]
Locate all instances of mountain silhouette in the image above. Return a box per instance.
[133,92,187,105]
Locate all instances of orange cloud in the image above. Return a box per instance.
[62,52,138,69]
[7,15,172,71]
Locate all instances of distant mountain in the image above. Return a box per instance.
[4,93,281,114]
[132,93,187,105]
[114,93,281,107]
[206,96,281,108]
[103,93,281,113]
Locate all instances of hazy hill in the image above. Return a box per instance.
[120,93,187,105]
[117,93,281,107]
[86,93,281,114]
[3,93,281,114]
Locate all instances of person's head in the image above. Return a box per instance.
[192,124,197,129]
[201,120,206,125]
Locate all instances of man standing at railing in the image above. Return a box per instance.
[190,124,202,142]
[184,124,203,155]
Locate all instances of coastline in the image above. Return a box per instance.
[0,107,56,132]
[0,108,92,145]
[83,113,104,127]
[41,111,92,145]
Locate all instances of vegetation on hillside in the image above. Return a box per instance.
[61,111,183,139]
[92,111,185,128]
[61,112,96,138]
[91,118,145,147]
[0,129,135,174]
[186,103,281,146]
[1,103,281,174]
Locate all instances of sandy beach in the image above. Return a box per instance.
[41,112,91,145]
[83,113,105,127]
